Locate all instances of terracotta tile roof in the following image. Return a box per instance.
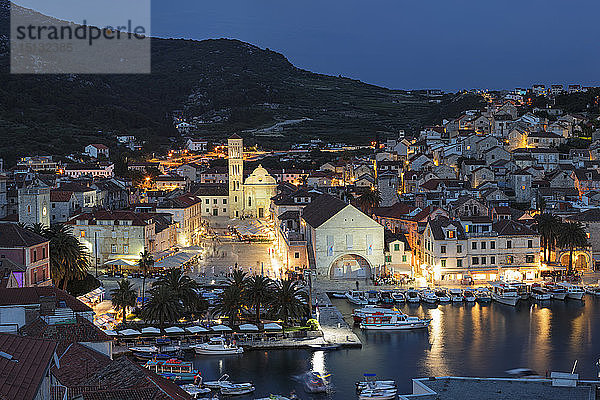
[0,287,92,312]
[58,182,95,193]
[0,333,57,400]
[53,343,111,387]
[301,194,347,228]
[50,190,74,202]
[373,202,417,219]
[492,219,538,236]
[0,223,48,248]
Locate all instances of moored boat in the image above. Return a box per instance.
[585,285,600,296]
[143,358,199,383]
[557,282,585,300]
[544,283,567,300]
[302,371,329,393]
[391,291,405,303]
[356,374,396,392]
[352,306,403,324]
[308,343,340,351]
[345,290,368,305]
[463,289,476,302]
[191,337,243,355]
[435,289,450,303]
[530,284,551,301]
[358,389,397,400]
[507,281,530,300]
[420,289,438,304]
[379,290,394,305]
[489,282,519,306]
[448,288,463,302]
[406,289,420,303]
[366,290,380,304]
[180,384,212,398]
[220,382,255,396]
[475,287,491,302]
[359,313,431,330]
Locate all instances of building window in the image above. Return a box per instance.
[481,242,486,250]
[205,199,209,204]
[472,257,479,265]
[80,231,86,238]
[507,240,512,249]
[123,245,129,254]
[394,243,400,251]
[385,256,392,263]
[472,242,477,250]
[457,245,462,253]
[490,241,495,249]
[223,199,227,204]
[507,255,513,264]
[481,257,486,265]
[457,259,462,268]
[491,256,495,264]
[294,252,300,259]
[528,240,533,248]
[526,255,534,263]
[447,230,455,239]
[441,260,446,268]
[111,245,117,254]
[346,234,353,250]
[213,199,218,204]
[441,245,446,254]
[402,255,407,262]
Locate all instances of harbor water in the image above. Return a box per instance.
[191,296,600,399]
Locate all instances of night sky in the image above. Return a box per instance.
[30,0,576,90]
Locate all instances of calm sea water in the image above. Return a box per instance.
[192,297,600,399]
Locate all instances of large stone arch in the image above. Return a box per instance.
[558,250,591,271]
[328,254,372,280]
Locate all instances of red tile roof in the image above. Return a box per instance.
[53,343,111,388]
[0,287,92,312]
[0,224,48,248]
[0,333,57,400]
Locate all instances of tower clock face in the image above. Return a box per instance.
[42,206,47,216]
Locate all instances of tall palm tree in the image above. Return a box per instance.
[111,279,137,326]
[356,187,382,215]
[270,279,308,325]
[534,213,561,263]
[557,222,589,274]
[245,275,274,323]
[142,286,183,330]
[228,269,248,291]
[212,285,244,327]
[138,250,154,306]
[153,269,205,317]
[43,224,89,290]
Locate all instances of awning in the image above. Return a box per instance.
[153,252,196,269]
[164,326,185,334]
[211,324,232,332]
[186,325,209,333]
[118,329,141,336]
[238,324,259,332]
[263,323,282,331]
[103,330,118,336]
[104,259,137,267]
[141,327,161,335]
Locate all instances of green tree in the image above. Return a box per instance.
[356,187,382,215]
[153,269,206,318]
[557,222,589,274]
[138,250,154,306]
[534,213,561,263]
[228,269,248,291]
[42,224,89,290]
[142,286,183,330]
[270,279,308,325]
[212,285,244,327]
[245,275,274,323]
[111,279,137,326]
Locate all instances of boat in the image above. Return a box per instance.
[507,281,530,300]
[256,396,296,400]
[358,389,398,400]
[435,289,450,303]
[391,291,405,303]
[345,290,368,305]
[530,285,551,301]
[379,291,394,305]
[356,374,396,392]
[130,346,179,360]
[330,292,346,299]
[220,382,255,396]
[448,288,463,302]
[463,290,476,302]
[420,289,438,304]
[557,282,585,300]
[302,371,329,393]
[204,374,253,390]
[360,313,431,330]
[308,343,341,351]
[180,384,212,399]
[143,358,199,383]
[191,337,243,355]
[489,282,519,306]
[352,306,404,324]
[585,285,600,296]
[475,287,491,302]
[366,290,380,304]
[544,283,567,300]
[405,289,420,303]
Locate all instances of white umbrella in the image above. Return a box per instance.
[141,327,161,335]
[164,326,185,334]
[186,325,209,333]
[103,330,118,336]
[211,324,233,332]
[118,328,141,336]
[238,324,259,332]
[263,323,283,331]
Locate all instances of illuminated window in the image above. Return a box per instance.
[80,231,85,238]
[447,230,455,239]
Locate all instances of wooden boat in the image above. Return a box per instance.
[489,282,519,306]
[405,289,420,303]
[391,291,405,303]
[360,313,431,330]
[463,290,476,302]
[448,288,463,302]
[557,282,585,300]
[475,287,491,302]
[144,358,199,383]
[345,290,368,305]
[530,284,551,301]
[544,283,567,300]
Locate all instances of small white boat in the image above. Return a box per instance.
[420,289,438,304]
[435,289,450,303]
[449,288,463,302]
[507,281,530,300]
[358,389,397,400]
[405,289,420,303]
[489,282,519,306]
[366,290,380,304]
[330,292,346,299]
[356,374,396,392]
[530,285,551,301]
[191,337,243,355]
[379,291,395,305]
[475,287,491,302]
[391,291,405,303]
[129,346,158,360]
[463,290,476,302]
[256,396,295,400]
[360,313,431,330]
[352,306,403,324]
[308,343,340,351]
[220,382,255,395]
[180,384,212,399]
[557,282,585,300]
[204,374,253,390]
[345,290,368,305]
[544,283,567,300]
[585,285,600,296]
[302,371,329,393]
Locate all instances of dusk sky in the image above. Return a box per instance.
[151,0,600,91]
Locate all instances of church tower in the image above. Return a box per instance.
[228,134,244,218]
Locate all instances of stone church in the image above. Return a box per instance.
[227,134,277,219]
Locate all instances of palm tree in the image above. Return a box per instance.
[245,275,274,323]
[227,269,248,291]
[356,187,382,215]
[153,269,205,317]
[270,279,308,325]
[534,213,561,263]
[111,279,137,326]
[43,224,89,290]
[557,222,589,274]
[138,250,154,307]
[27,223,46,236]
[142,286,183,330]
[212,285,244,327]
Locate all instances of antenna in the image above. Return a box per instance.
[571,359,578,374]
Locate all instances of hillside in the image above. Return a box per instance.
[0,0,485,165]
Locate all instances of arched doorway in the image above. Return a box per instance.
[559,251,590,271]
[329,254,372,279]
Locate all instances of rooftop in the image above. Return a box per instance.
[301,194,348,228]
[0,223,48,248]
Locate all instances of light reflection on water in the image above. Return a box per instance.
[192,297,600,399]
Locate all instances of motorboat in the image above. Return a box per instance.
[330,292,346,299]
[358,389,397,400]
[302,371,329,393]
[475,287,491,302]
[420,289,438,304]
[220,382,255,396]
[345,290,368,305]
[256,396,296,400]
[129,346,159,360]
[360,313,431,330]
[391,291,405,303]
[435,289,450,303]
[448,288,463,302]
[544,283,567,300]
[180,384,212,399]
[506,281,530,300]
[557,282,585,300]
[143,358,199,383]
[489,282,519,306]
[530,285,551,301]
[307,343,341,351]
[191,337,243,355]
[379,291,394,305]
[204,374,253,390]
[352,306,404,324]
[585,285,600,296]
[366,290,380,304]
[405,289,420,303]
[463,290,476,302]
[356,374,396,392]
